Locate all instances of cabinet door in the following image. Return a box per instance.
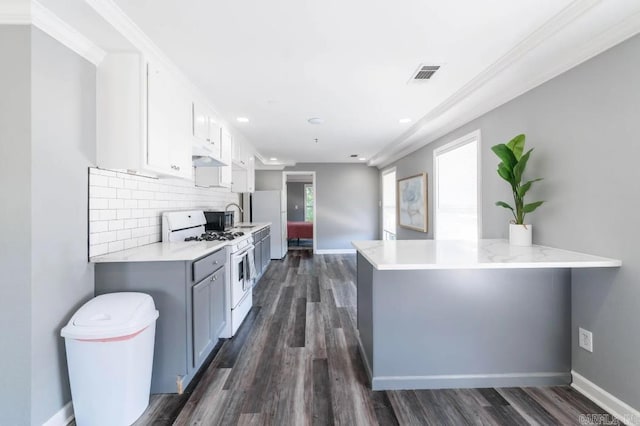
[192,102,209,142]
[208,116,221,155]
[147,61,191,179]
[220,129,232,186]
[247,155,255,193]
[254,239,263,278]
[210,269,226,339]
[169,88,193,179]
[263,234,271,264]
[146,61,171,174]
[192,278,214,369]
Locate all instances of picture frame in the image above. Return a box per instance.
[397,173,428,232]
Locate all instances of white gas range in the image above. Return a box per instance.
[162,210,255,337]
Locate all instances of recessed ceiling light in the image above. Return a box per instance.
[270,157,278,161]
[236,117,249,123]
[308,117,324,125]
[399,118,412,124]
[359,157,366,161]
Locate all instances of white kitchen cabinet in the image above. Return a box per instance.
[147,61,192,179]
[194,127,233,188]
[97,53,192,180]
[231,155,255,193]
[192,101,222,160]
[232,137,250,168]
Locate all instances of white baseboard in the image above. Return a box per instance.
[315,249,356,254]
[572,370,640,425]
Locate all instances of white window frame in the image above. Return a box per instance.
[433,129,482,240]
[380,166,397,240]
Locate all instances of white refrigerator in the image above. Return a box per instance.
[251,190,287,259]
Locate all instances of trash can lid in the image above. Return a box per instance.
[61,293,159,340]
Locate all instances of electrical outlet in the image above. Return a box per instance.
[579,327,593,352]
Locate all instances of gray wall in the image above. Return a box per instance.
[256,164,380,250]
[387,34,640,409]
[0,25,32,426]
[30,29,96,424]
[287,182,307,222]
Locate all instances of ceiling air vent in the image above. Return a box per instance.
[408,64,442,84]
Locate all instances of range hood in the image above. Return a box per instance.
[192,143,227,167]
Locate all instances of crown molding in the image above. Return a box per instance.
[0,1,30,24]
[373,7,640,169]
[370,0,610,167]
[31,1,106,65]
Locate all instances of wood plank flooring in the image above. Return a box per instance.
[133,251,613,426]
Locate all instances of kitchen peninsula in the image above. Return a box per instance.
[351,239,621,391]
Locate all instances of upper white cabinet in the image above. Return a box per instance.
[147,61,192,179]
[231,155,255,193]
[97,53,192,180]
[192,101,222,160]
[194,127,233,188]
[232,137,250,168]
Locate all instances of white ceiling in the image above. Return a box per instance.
[35,0,640,167]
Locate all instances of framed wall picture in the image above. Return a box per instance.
[397,173,428,232]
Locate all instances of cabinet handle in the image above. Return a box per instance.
[210,275,217,282]
[171,165,181,171]
[213,260,218,265]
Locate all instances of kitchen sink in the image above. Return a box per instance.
[235,225,255,229]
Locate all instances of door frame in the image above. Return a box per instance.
[282,171,317,254]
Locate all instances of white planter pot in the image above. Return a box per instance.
[509,224,532,246]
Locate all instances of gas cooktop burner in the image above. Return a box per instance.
[184,231,245,242]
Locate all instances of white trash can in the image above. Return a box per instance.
[61,292,159,426]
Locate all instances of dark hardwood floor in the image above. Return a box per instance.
[133,251,611,425]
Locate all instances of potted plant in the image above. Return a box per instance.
[491,134,544,246]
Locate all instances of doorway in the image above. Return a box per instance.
[282,171,317,253]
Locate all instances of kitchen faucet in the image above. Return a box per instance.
[225,203,244,223]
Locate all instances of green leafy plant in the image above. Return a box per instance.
[491,134,544,225]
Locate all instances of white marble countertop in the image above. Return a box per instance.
[90,222,271,263]
[351,239,622,270]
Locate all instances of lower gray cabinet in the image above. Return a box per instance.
[262,234,270,271]
[251,227,271,283]
[192,266,225,369]
[94,248,227,394]
[254,238,263,277]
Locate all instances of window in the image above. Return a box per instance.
[382,168,396,240]
[434,130,481,240]
[304,184,314,222]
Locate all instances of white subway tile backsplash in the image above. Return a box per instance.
[89,167,239,256]
[108,198,124,209]
[90,175,108,187]
[108,177,124,188]
[117,188,132,199]
[98,210,117,221]
[89,243,109,257]
[124,179,138,190]
[123,239,137,249]
[89,198,108,209]
[108,220,124,231]
[116,229,132,240]
[116,209,131,219]
[124,218,138,229]
[108,240,124,253]
[90,221,108,234]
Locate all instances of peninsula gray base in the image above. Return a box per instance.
[356,254,572,390]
